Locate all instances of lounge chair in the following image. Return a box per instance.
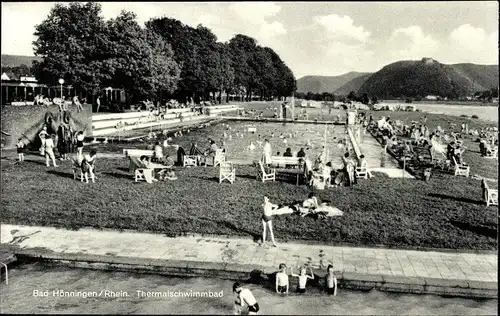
[214,149,226,167]
[355,167,368,179]
[219,161,236,184]
[484,146,498,159]
[482,179,498,207]
[183,155,198,167]
[256,160,275,182]
[452,156,470,177]
[129,157,154,183]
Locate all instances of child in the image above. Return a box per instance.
[275,263,289,294]
[81,150,97,183]
[325,264,337,296]
[291,266,314,294]
[16,138,25,162]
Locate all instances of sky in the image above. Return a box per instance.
[2,1,498,78]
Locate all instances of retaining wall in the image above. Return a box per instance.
[1,104,92,149]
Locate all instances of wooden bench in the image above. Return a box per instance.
[270,156,301,168]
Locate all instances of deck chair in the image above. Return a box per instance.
[214,149,226,167]
[482,180,498,207]
[183,155,198,167]
[452,156,470,177]
[219,161,236,184]
[129,157,154,183]
[355,167,368,179]
[485,146,498,159]
[256,160,275,182]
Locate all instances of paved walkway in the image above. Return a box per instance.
[1,224,496,283]
[357,131,414,179]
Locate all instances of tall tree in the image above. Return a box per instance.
[32,2,110,96]
[105,11,180,103]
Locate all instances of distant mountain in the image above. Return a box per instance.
[334,73,372,96]
[1,54,42,68]
[296,72,371,94]
[357,58,499,98]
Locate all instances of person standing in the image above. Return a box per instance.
[261,196,278,247]
[38,126,49,156]
[45,134,58,167]
[262,139,272,166]
[233,283,260,315]
[16,138,26,162]
[76,131,85,159]
[81,150,97,183]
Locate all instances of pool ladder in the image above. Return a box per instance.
[0,262,8,285]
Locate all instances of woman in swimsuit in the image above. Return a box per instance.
[261,196,278,247]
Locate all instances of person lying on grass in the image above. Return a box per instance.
[291,266,314,294]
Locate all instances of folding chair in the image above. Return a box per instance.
[219,161,236,184]
[485,147,498,159]
[130,157,154,183]
[256,160,275,182]
[214,149,226,167]
[355,167,368,179]
[452,156,470,177]
[183,155,198,167]
[482,180,498,206]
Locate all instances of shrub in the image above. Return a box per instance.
[472,114,479,119]
[460,114,469,118]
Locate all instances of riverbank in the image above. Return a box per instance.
[1,224,497,299]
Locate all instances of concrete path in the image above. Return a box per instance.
[2,224,496,284]
[358,132,414,179]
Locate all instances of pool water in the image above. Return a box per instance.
[163,121,351,168]
[0,263,497,315]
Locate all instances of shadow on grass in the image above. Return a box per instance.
[428,193,483,205]
[102,171,132,180]
[237,174,259,181]
[450,220,497,238]
[117,167,130,172]
[27,159,47,166]
[47,170,74,179]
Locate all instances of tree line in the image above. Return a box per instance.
[31,2,296,105]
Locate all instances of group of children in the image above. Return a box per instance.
[275,263,337,296]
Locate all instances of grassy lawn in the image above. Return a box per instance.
[1,107,497,251]
[1,151,497,250]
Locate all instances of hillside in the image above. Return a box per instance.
[334,73,372,95]
[357,58,498,98]
[1,54,42,68]
[296,72,371,94]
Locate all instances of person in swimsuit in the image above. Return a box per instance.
[38,126,49,156]
[325,264,337,296]
[291,266,314,294]
[76,131,85,159]
[233,282,260,315]
[81,150,97,183]
[44,135,58,167]
[261,196,278,247]
[275,263,289,294]
[16,138,26,162]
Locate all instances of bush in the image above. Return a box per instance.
[460,114,469,118]
[472,114,479,119]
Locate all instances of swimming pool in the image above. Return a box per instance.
[0,263,496,315]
